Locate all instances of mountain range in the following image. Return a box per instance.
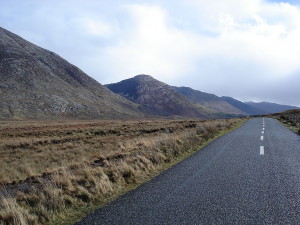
[0,26,298,120]
[106,77,299,117]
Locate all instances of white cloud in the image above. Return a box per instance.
[103,4,201,82]
[186,0,300,77]
[82,19,112,36]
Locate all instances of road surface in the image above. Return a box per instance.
[76,118,300,225]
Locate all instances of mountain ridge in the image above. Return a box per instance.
[173,86,245,115]
[244,101,299,114]
[220,96,266,115]
[105,75,215,118]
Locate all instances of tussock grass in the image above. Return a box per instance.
[0,118,245,225]
[271,109,300,134]
[0,189,40,225]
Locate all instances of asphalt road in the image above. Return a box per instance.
[76,118,300,225]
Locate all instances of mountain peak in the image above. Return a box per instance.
[106,75,214,118]
[133,74,153,79]
[132,74,158,83]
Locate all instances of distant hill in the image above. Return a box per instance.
[106,75,215,118]
[244,102,300,114]
[0,27,144,119]
[173,86,244,115]
[221,97,266,115]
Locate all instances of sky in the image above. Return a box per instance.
[0,0,300,106]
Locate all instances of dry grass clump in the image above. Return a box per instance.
[0,194,36,225]
[0,118,244,225]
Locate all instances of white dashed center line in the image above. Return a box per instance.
[260,119,265,155]
[260,146,264,155]
[260,136,264,141]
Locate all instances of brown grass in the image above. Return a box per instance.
[270,109,300,134]
[0,118,245,225]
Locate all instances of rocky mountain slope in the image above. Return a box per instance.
[220,97,266,115]
[245,101,299,114]
[0,27,144,119]
[173,86,244,115]
[106,75,215,118]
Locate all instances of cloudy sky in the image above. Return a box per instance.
[1,0,300,106]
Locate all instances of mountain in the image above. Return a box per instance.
[244,101,300,114]
[105,75,215,118]
[220,97,266,115]
[0,27,144,119]
[173,86,244,115]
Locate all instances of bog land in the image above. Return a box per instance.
[0,118,245,225]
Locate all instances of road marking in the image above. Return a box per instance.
[260,136,264,140]
[260,146,264,155]
[260,120,265,155]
